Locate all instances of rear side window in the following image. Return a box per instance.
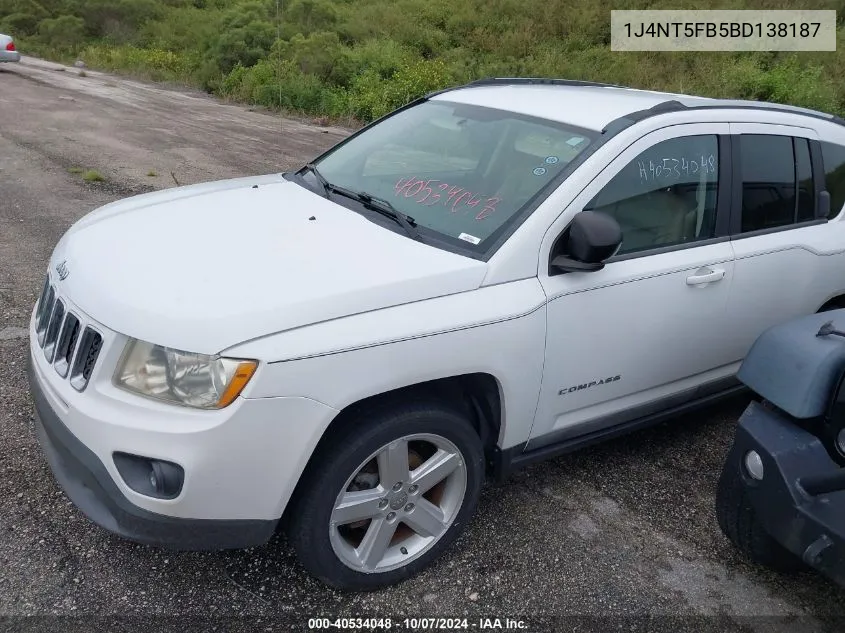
[820,141,845,218]
[738,135,815,232]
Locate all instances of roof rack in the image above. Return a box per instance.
[603,100,845,134]
[426,78,845,133]
[467,77,625,89]
[422,76,627,101]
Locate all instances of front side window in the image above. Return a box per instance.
[312,101,595,250]
[738,134,815,232]
[584,135,719,255]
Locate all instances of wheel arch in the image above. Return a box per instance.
[818,294,845,313]
[281,373,504,525]
[319,372,502,465]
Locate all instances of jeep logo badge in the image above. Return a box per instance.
[55,260,70,280]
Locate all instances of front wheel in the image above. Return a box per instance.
[287,400,485,590]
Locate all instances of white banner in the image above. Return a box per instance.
[611,10,837,51]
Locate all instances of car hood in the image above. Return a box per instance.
[51,175,488,356]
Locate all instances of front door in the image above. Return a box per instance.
[529,123,736,448]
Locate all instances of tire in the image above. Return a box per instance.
[287,398,485,590]
[715,460,804,572]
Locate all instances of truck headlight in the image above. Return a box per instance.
[115,339,258,409]
[744,450,764,481]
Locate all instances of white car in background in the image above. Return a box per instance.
[28,77,845,590]
[0,34,20,62]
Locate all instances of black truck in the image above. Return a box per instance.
[717,310,845,585]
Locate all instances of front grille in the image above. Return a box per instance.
[36,285,55,346]
[43,299,65,362]
[54,314,80,378]
[69,329,103,391]
[35,274,103,391]
[35,277,50,322]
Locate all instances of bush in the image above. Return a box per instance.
[349,58,453,121]
[206,1,275,73]
[77,0,163,42]
[38,16,86,52]
[136,6,218,51]
[6,0,845,123]
[284,0,338,34]
[79,44,194,82]
[220,58,329,113]
[346,39,415,80]
[276,31,352,85]
[1,11,42,36]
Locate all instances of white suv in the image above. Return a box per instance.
[28,78,845,590]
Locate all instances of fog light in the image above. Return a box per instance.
[113,452,184,499]
[744,450,764,481]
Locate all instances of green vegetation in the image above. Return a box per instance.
[147,170,158,177]
[67,166,84,174]
[82,169,105,182]
[3,0,845,122]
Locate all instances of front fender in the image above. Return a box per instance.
[231,280,547,449]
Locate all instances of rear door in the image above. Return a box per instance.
[724,123,845,363]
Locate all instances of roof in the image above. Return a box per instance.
[429,78,839,132]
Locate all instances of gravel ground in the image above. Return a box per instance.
[0,57,843,633]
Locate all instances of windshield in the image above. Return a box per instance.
[311,100,596,251]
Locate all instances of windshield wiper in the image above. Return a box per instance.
[344,189,421,242]
[302,163,331,197]
[299,164,421,242]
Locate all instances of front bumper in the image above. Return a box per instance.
[726,401,845,584]
[29,355,276,549]
[28,293,339,550]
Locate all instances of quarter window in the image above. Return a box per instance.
[738,135,815,232]
[796,138,815,223]
[820,140,845,218]
[584,135,719,255]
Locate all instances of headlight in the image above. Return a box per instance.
[115,339,258,409]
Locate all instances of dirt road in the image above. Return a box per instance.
[0,57,842,632]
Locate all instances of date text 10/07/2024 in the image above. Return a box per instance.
[307,617,528,630]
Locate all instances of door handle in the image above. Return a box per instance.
[686,267,725,286]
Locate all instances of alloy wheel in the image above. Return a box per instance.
[329,433,467,573]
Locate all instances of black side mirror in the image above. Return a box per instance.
[550,210,622,274]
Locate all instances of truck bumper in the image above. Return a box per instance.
[725,401,845,584]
